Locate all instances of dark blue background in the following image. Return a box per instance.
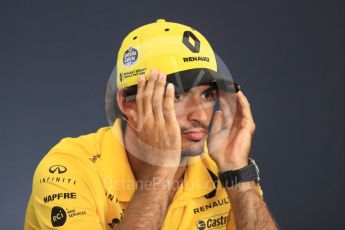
[1,0,344,229]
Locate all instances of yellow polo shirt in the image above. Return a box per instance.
[25,119,241,230]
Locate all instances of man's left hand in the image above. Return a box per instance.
[207,88,256,172]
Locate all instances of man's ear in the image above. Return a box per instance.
[116,90,138,122]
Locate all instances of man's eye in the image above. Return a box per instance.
[202,91,215,100]
[174,92,185,101]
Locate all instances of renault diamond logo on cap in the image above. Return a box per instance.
[182,31,200,53]
[123,47,138,66]
[49,165,67,174]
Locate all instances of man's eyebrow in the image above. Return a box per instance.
[203,84,218,92]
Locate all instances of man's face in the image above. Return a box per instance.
[124,83,218,159]
[173,84,217,157]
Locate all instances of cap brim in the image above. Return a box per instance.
[124,68,233,99]
[166,68,233,93]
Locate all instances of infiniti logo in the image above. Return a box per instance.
[49,165,67,174]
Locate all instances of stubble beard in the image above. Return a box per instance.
[180,139,206,157]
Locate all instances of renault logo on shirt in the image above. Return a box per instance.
[49,165,67,174]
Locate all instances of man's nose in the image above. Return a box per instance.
[186,98,209,124]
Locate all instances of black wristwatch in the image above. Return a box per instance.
[219,158,260,187]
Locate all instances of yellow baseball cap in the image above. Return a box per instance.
[116,19,229,96]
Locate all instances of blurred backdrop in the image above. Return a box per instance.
[1,0,344,229]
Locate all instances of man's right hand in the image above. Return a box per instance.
[118,70,181,230]
[132,69,181,170]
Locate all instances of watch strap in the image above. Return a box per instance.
[219,159,260,187]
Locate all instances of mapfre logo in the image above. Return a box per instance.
[49,165,67,174]
[44,192,77,203]
[51,206,67,227]
[196,213,228,229]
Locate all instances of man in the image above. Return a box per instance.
[25,19,278,229]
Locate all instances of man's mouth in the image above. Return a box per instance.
[181,128,206,141]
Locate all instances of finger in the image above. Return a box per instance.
[237,91,253,120]
[236,91,255,131]
[209,110,223,136]
[129,109,138,123]
[218,91,233,128]
[136,75,146,121]
[164,83,178,125]
[152,72,167,124]
[143,69,159,115]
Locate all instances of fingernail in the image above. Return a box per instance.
[151,69,158,75]
[167,83,174,89]
[159,73,166,79]
[139,75,145,81]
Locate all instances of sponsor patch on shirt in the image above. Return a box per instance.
[196,213,228,230]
